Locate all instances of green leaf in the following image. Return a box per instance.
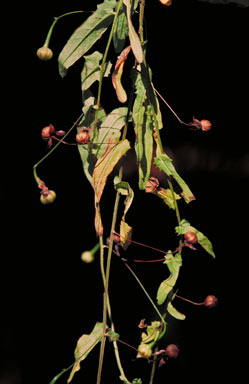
[119,219,132,250]
[58,0,116,77]
[113,3,128,52]
[81,51,112,91]
[141,321,161,344]
[175,219,215,258]
[106,329,120,342]
[67,322,104,383]
[156,187,181,209]
[132,379,142,384]
[123,0,143,63]
[167,302,186,320]
[93,139,131,203]
[154,153,195,203]
[157,253,182,305]
[132,72,154,189]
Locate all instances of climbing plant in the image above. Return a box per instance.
[34,1,218,383]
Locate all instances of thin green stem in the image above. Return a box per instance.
[43,11,87,48]
[96,0,123,110]
[124,262,166,327]
[33,113,83,184]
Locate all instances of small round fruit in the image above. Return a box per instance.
[36,46,53,61]
[184,231,198,244]
[204,295,218,308]
[76,131,90,144]
[40,190,56,205]
[81,251,94,264]
[165,344,179,358]
[137,344,152,359]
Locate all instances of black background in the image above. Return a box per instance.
[1,1,249,383]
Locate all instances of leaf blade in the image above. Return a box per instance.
[58,0,116,77]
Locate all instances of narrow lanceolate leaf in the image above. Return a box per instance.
[114,178,134,220]
[123,0,143,63]
[93,139,131,203]
[175,219,215,258]
[167,302,186,320]
[157,253,182,305]
[133,72,154,190]
[113,2,129,52]
[67,322,104,383]
[154,153,195,203]
[58,0,117,77]
[81,51,112,91]
[112,45,132,103]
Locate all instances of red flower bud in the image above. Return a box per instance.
[76,130,90,144]
[41,124,55,139]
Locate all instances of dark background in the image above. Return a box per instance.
[2,1,248,383]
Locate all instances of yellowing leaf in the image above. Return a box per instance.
[123,0,144,63]
[112,46,131,103]
[93,139,131,203]
[167,302,186,320]
[67,322,104,383]
[120,220,132,250]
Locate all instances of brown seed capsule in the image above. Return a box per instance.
[204,295,218,308]
[165,344,179,359]
[76,130,90,144]
[184,231,198,244]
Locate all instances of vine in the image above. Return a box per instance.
[35,1,218,383]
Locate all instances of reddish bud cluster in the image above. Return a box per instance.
[184,231,198,244]
[76,130,91,144]
[204,295,218,308]
[41,124,66,147]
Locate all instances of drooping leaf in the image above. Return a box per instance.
[67,322,104,383]
[93,139,131,203]
[167,302,186,320]
[154,153,195,203]
[132,72,154,189]
[112,46,132,103]
[113,2,129,52]
[123,0,144,63]
[120,219,132,250]
[157,253,182,305]
[81,51,112,91]
[58,0,117,77]
[114,178,134,220]
[156,187,181,209]
[175,219,215,258]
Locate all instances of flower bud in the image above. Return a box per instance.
[159,0,172,5]
[76,131,90,144]
[36,46,53,61]
[137,344,152,359]
[204,295,218,308]
[81,251,95,264]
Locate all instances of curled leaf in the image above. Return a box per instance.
[120,220,132,250]
[167,302,186,320]
[157,253,182,305]
[156,187,181,209]
[81,51,112,91]
[112,46,132,103]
